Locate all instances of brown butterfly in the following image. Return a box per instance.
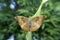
[15,16,45,32]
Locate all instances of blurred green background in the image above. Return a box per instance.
[0,0,60,40]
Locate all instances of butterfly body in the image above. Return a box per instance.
[15,16,45,32]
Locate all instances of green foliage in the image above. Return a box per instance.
[0,0,60,40]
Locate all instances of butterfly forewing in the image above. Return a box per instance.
[30,16,45,31]
[15,16,30,31]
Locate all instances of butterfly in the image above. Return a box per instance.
[15,16,45,32]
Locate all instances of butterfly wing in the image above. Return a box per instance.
[31,16,45,31]
[15,16,30,31]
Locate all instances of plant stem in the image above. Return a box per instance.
[31,1,44,18]
[26,32,32,40]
